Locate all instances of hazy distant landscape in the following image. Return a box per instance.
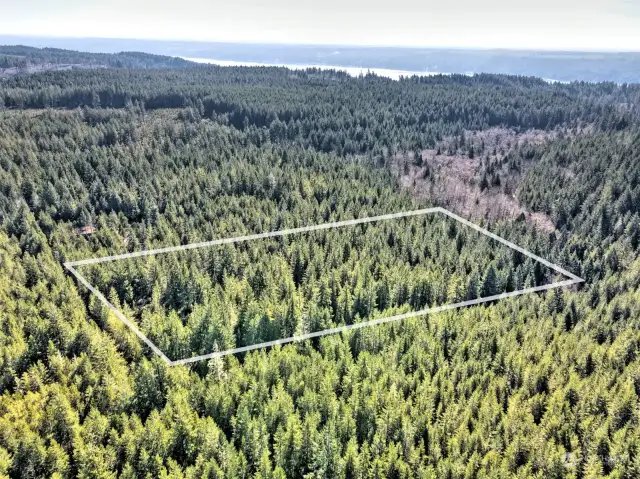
[2,35,640,83]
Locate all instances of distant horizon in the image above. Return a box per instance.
[2,34,640,54]
[3,0,640,52]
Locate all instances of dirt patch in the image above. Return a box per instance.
[0,63,106,79]
[393,127,559,233]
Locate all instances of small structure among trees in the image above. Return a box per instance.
[74,225,96,236]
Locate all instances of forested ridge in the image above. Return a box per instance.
[0,62,639,478]
[4,39,640,83]
[0,45,194,70]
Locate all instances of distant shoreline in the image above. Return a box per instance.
[1,35,630,82]
[182,57,450,81]
[182,57,569,84]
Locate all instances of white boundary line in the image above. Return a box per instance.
[65,263,172,363]
[64,207,584,366]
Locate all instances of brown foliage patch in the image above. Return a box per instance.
[393,127,558,233]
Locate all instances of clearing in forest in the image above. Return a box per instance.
[65,207,583,365]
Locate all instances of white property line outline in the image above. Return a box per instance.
[64,207,584,366]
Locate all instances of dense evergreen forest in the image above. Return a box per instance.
[79,213,554,362]
[0,60,639,478]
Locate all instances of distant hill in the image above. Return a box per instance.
[0,45,195,75]
[1,35,640,83]
[168,43,640,84]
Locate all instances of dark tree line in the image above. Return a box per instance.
[2,66,638,157]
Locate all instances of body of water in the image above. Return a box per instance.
[183,57,567,84]
[183,57,453,80]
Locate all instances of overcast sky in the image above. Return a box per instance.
[2,0,639,51]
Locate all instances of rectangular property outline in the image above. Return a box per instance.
[64,207,584,366]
